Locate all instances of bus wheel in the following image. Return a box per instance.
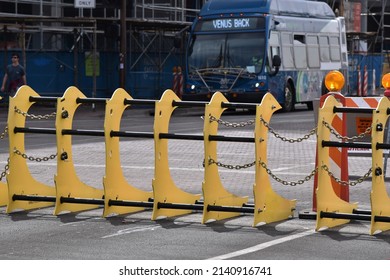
[282,83,295,112]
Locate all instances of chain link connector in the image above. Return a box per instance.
[260,117,317,143]
[0,158,10,181]
[0,126,8,139]
[14,107,56,120]
[321,164,372,186]
[206,115,256,128]
[207,158,256,170]
[13,148,57,162]
[322,120,371,141]
[259,160,317,186]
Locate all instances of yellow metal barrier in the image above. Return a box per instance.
[253,93,296,226]
[103,89,153,217]
[2,86,389,234]
[370,97,390,234]
[54,87,104,214]
[202,92,249,223]
[152,89,202,220]
[315,95,358,231]
[6,86,56,212]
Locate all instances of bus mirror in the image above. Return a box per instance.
[269,55,281,76]
[272,55,281,67]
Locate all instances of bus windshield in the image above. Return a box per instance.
[188,32,265,75]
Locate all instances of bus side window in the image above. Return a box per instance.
[293,34,307,69]
[329,36,341,61]
[307,35,320,68]
[269,31,280,69]
[319,36,330,62]
[281,32,294,68]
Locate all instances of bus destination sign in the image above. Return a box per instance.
[196,17,263,32]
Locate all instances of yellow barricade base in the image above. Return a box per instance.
[253,93,296,226]
[152,90,202,220]
[103,88,153,217]
[6,86,56,212]
[54,87,104,214]
[315,95,357,231]
[202,92,249,223]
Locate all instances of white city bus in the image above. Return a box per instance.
[183,0,349,111]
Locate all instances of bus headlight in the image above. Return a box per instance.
[191,84,196,90]
[324,70,345,92]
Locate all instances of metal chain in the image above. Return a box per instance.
[260,117,317,143]
[0,158,10,182]
[322,120,371,141]
[204,115,316,143]
[207,158,256,169]
[207,158,370,187]
[0,126,8,139]
[259,160,317,186]
[205,115,256,127]
[321,164,372,186]
[13,148,57,162]
[14,107,56,120]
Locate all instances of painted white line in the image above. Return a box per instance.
[101,225,161,239]
[59,217,103,227]
[207,229,315,260]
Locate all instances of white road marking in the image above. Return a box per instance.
[101,225,161,239]
[207,229,315,260]
[59,217,103,227]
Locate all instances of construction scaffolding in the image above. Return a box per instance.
[0,0,204,98]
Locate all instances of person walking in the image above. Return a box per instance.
[1,53,27,100]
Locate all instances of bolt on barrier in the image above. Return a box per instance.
[316,94,390,235]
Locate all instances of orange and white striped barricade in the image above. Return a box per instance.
[311,94,382,213]
[344,96,381,156]
[363,65,368,97]
[357,65,362,96]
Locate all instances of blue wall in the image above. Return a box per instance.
[1,51,180,99]
[1,51,385,98]
[348,54,384,96]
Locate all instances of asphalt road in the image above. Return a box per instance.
[0,102,389,265]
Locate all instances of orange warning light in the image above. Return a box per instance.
[382,73,390,97]
[381,73,390,89]
[324,70,345,92]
